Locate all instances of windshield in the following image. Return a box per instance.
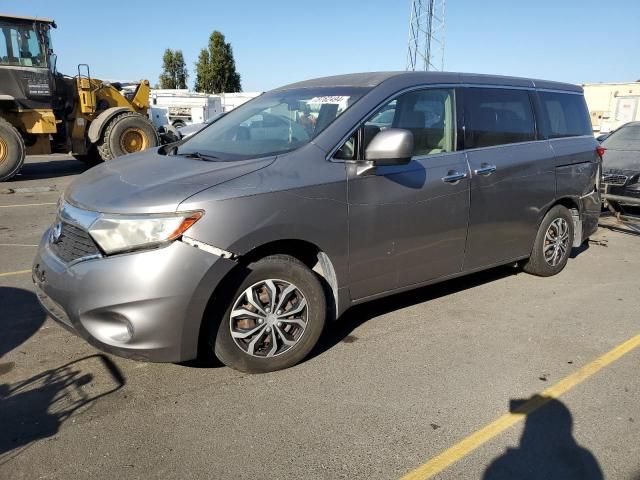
[0,22,48,68]
[602,124,640,151]
[177,87,369,160]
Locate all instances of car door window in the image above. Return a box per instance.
[465,88,536,148]
[334,132,357,160]
[364,89,455,157]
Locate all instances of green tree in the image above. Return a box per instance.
[194,48,210,93]
[194,31,241,93]
[159,49,188,89]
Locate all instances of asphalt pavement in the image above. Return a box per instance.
[1,155,639,479]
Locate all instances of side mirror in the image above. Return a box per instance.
[364,128,414,166]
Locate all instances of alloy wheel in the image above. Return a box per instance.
[543,218,570,267]
[229,279,308,358]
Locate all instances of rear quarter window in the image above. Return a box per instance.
[539,92,592,138]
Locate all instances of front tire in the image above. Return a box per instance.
[522,205,574,277]
[97,112,159,161]
[0,118,26,182]
[212,255,326,373]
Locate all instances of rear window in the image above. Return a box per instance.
[602,124,640,151]
[539,92,592,138]
[464,88,536,149]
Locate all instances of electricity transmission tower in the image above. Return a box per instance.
[406,0,446,71]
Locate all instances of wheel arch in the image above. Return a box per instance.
[195,238,342,361]
[87,106,131,144]
[551,196,580,213]
[239,238,340,321]
[535,196,582,252]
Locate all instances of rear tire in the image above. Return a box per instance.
[97,112,159,161]
[0,118,25,182]
[522,205,574,277]
[211,255,326,373]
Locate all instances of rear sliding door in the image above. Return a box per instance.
[462,87,557,271]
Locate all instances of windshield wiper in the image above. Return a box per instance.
[174,151,219,161]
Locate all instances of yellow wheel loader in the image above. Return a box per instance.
[0,14,159,181]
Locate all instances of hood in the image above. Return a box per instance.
[65,149,275,214]
[602,149,640,174]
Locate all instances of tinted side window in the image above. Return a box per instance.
[465,88,536,148]
[364,88,455,157]
[539,92,592,138]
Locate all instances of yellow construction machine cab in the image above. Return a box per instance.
[0,13,158,181]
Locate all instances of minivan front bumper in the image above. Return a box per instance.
[33,229,236,362]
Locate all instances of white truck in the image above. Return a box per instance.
[149,90,223,129]
[219,92,263,112]
[583,82,640,134]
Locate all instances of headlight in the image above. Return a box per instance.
[89,211,203,254]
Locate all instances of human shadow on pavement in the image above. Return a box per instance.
[483,395,603,480]
[0,287,46,358]
[0,354,125,462]
[310,264,518,360]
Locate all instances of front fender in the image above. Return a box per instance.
[87,106,131,144]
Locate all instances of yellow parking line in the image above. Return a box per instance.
[400,334,640,480]
[0,202,56,208]
[0,269,31,278]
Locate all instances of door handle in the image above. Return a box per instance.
[441,171,468,184]
[474,164,497,176]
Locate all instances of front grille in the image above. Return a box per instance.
[602,173,628,186]
[50,222,101,263]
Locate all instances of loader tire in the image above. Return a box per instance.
[73,145,102,165]
[0,118,26,182]
[97,112,159,161]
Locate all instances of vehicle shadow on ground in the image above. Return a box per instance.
[570,242,590,259]
[311,264,519,360]
[483,395,603,479]
[0,354,125,462]
[2,158,90,183]
[0,287,46,358]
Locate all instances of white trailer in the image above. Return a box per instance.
[149,90,223,129]
[219,92,262,112]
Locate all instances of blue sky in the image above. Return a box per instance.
[9,0,640,91]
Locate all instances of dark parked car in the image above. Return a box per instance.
[601,122,640,202]
[33,72,601,373]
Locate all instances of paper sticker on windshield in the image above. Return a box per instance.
[307,96,350,105]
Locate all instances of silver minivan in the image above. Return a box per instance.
[33,72,602,372]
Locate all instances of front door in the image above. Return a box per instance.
[345,87,470,300]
